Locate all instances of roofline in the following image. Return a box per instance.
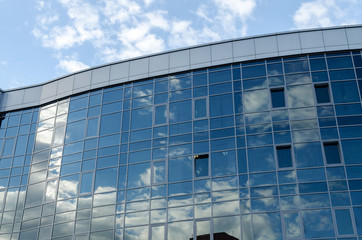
[1,24,362,112]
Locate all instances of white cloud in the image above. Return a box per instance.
[293,0,359,29]
[57,58,89,73]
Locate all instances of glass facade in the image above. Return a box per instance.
[1,50,362,240]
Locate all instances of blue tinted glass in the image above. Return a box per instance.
[342,139,362,164]
[310,58,326,71]
[329,69,356,81]
[168,181,192,196]
[195,99,207,119]
[277,146,292,168]
[302,209,334,238]
[209,70,231,84]
[195,157,208,177]
[299,182,328,193]
[69,97,88,112]
[209,82,232,95]
[103,89,123,103]
[133,83,153,97]
[248,146,275,172]
[155,105,167,125]
[312,71,329,82]
[155,81,168,93]
[131,107,152,130]
[294,142,324,167]
[209,94,233,117]
[335,209,353,235]
[332,81,360,103]
[353,207,362,235]
[271,89,285,108]
[243,78,267,90]
[242,65,266,79]
[267,63,283,76]
[127,162,150,188]
[324,143,341,164]
[327,56,353,69]
[100,113,121,136]
[86,118,99,137]
[284,60,309,73]
[315,85,330,103]
[169,122,192,135]
[65,120,85,143]
[168,157,192,182]
[89,94,102,106]
[211,150,236,177]
[193,74,207,86]
[170,77,191,90]
[169,100,191,123]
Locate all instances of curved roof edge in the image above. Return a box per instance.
[2,24,362,112]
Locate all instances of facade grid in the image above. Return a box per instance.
[1,26,362,240]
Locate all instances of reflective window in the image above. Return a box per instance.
[302,209,334,238]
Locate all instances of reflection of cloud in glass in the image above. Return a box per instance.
[213,201,239,217]
[287,85,314,108]
[34,129,54,152]
[124,225,148,240]
[151,209,166,224]
[38,118,55,131]
[195,204,211,219]
[213,190,238,202]
[213,216,241,239]
[39,104,57,121]
[93,191,116,207]
[168,206,193,221]
[58,179,78,199]
[252,213,282,240]
[243,89,269,113]
[125,211,149,227]
[212,176,237,191]
[45,180,58,202]
[168,220,193,240]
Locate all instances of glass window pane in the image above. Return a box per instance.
[155,105,167,125]
[169,100,192,123]
[243,89,270,113]
[168,157,192,182]
[315,85,330,103]
[151,225,164,240]
[294,142,324,167]
[287,85,315,108]
[211,150,236,177]
[127,163,151,188]
[248,146,275,173]
[131,107,153,130]
[284,212,302,238]
[209,94,233,117]
[213,216,241,239]
[277,146,292,168]
[324,142,341,164]
[195,99,207,118]
[94,168,117,193]
[302,209,334,238]
[252,212,282,240]
[332,81,360,103]
[335,209,354,235]
[271,89,285,108]
[100,113,121,136]
[195,155,208,178]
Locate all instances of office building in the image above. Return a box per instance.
[1,25,362,239]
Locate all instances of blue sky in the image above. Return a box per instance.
[1,0,362,90]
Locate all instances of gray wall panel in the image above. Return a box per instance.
[2,25,362,112]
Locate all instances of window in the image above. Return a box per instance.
[194,98,207,119]
[334,209,354,235]
[276,145,293,168]
[271,88,285,108]
[315,84,330,103]
[323,142,341,164]
[194,154,209,177]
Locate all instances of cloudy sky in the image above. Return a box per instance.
[0,0,362,90]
